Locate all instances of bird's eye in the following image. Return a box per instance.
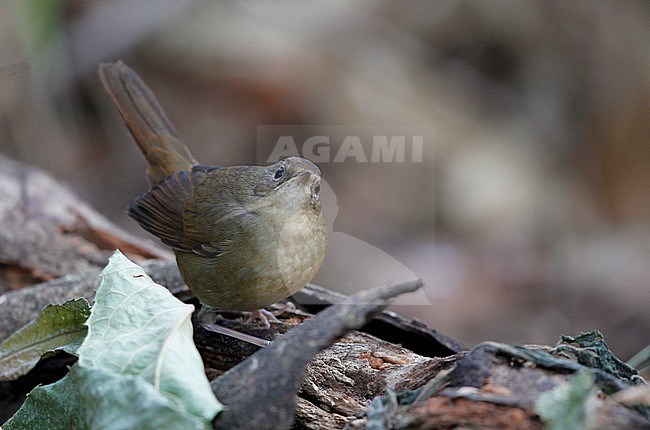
[273,165,285,181]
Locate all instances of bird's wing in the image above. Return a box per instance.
[128,169,246,257]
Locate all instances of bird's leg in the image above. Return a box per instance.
[198,306,270,347]
[246,309,280,328]
[247,302,297,327]
[269,301,296,316]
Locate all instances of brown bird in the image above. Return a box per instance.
[98,61,328,333]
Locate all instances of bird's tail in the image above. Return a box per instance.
[99,61,197,185]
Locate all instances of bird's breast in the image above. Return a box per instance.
[266,207,328,286]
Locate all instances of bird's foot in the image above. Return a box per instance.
[246,309,280,328]
[269,301,296,316]
[247,302,297,327]
[198,306,270,347]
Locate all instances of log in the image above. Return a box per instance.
[0,153,647,429]
[0,153,169,292]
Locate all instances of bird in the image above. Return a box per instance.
[98,61,328,336]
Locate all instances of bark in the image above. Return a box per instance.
[0,153,168,292]
[0,153,647,429]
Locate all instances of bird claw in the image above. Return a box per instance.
[246,309,280,328]
[270,301,296,315]
[247,302,297,327]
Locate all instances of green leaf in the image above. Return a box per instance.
[3,365,206,430]
[0,298,90,381]
[77,250,222,423]
[534,371,597,430]
[4,250,221,429]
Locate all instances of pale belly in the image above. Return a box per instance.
[176,210,328,310]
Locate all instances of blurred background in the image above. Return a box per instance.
[0,0,648,360]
